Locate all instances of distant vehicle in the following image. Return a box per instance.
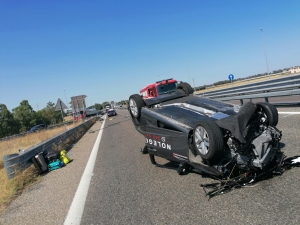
[97,110,105,115]
[105,105,111,112]
[72,111,86,121]
[140,78,179,99]
[86,108,98,117]
[107,109,117,117]
[28,124,47,133]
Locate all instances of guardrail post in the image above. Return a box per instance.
[265,97,269,102]
[3,153,20,179]
[240,99,244,105]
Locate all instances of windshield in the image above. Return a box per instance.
[156,82,178,95]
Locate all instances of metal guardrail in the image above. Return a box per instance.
[3,118,97,179]
[196,73,300,106]
[196,72,291,92]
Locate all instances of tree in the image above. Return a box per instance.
[12,100,38,133]
[94,103,103,110]
[46,101,55,109]
[102,101,110,108]
[86,104,103,110]
[86,105,95,110]
[273,69,283,74]
[38,101,63,125]
[213,80,230,86]
[118,100,129,105]
[0,104,20,138]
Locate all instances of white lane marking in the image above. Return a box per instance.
[64,117,106,225]
[278,112,300,114]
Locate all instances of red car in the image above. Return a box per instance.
[140,78,179,99]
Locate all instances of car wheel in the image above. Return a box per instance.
[129,94,145,119]
[192,120,224,163]
[176,82,194,96]
[256,102,278,126]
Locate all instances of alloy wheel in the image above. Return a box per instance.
[129,98,138,117]
[194,126,210,155]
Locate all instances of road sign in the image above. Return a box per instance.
[55,98,68,111]
[228,74,234,81]
[55,98,68,130]
[70,95,87,112]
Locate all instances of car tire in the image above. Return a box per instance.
[176,82,194,96]
[192,120,224,163]
[128,94,145,123]
[256,102,278,126]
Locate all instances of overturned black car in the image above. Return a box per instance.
[128,82,288,180]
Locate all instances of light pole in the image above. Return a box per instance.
[64,88,70,116]
[260,28,270,75]
[192,77,196,91]
[185,60,191,84]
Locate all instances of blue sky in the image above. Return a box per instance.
[1,0,299,111]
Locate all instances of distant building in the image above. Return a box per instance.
[289,66,300,74]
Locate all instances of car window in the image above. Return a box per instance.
[157,82,177,94]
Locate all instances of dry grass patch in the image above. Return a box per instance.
[0,166,40,213]
[0,122,80,165]
[64,115,73,122]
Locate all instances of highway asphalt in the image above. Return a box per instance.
[0,108,300,225]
